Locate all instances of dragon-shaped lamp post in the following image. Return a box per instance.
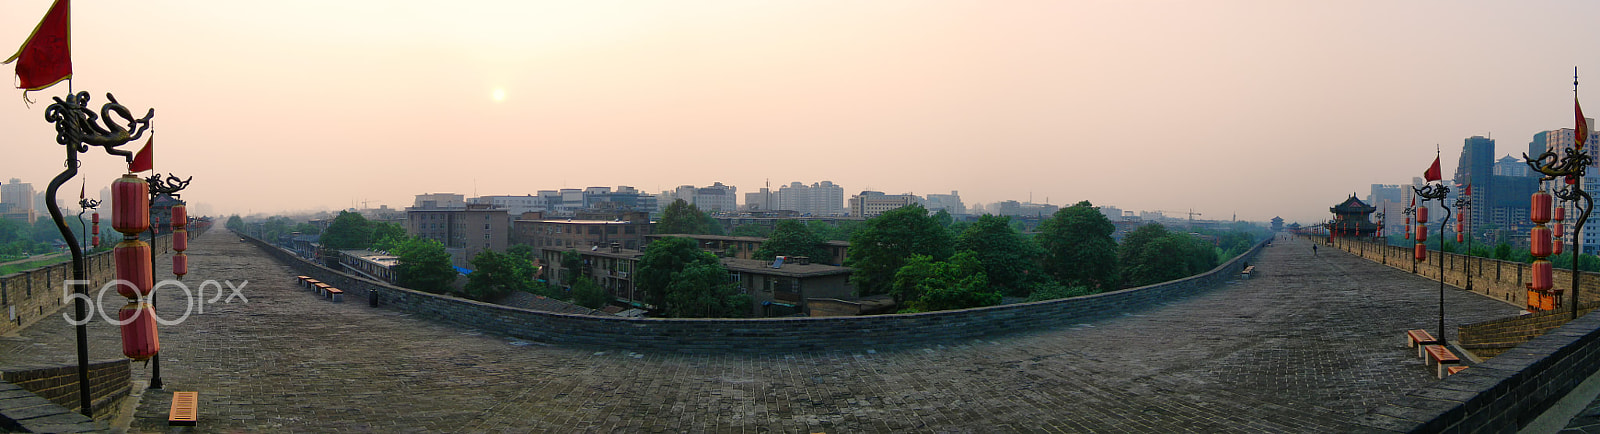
[76,197,99,254]
[1414,182,1451,342]
[41,91,154,417]
[1456,195,1471,291]
[144,174,189,390]
[1526,71,1592,321]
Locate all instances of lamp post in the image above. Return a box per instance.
[144,174,190,390]
[1526,69,1593,320]
[76,197,99,254]
[1456,194,1471,291]
[1415,182,1451,341]
[40,91,155,417]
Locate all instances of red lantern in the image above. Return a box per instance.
[112,174,149,235]
[113,240,153,298]
[1556,206,1566,222]
[91,235,99,248]
[1416,225,1427,241]
[1555,239,1564,255]
[1556,223,1566,238]
[171,204,186,227]
[1533,191,1553,223]
[1532,225,1553,258]
[173,252,188,278]
[173,229,188,252]
[1457,233,1465,243]
[1414,244,1427,261]
[1418,207,1429,223]
[91,212,99,224]
[119,302,160,361]
[1531,260,1554,291]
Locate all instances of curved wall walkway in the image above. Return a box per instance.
[246,232,1268,352]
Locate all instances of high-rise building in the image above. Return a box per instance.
[406,201,508,268]
[1369,184,1404,237]
[1452,136,1540,246]
[659,183,738,213]
[744,188,775,211]
[1,179,36,222]
[1494,155,1529,177]
[849,191,920,217]
[923,191,965,215]
[775,181,846,216]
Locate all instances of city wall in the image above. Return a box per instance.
[243,231,1268,353]
[1328,236,1600,308]
[0,234,175,337]
[0,359,130,421]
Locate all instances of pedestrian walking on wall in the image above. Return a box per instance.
[1312,244,1318,256]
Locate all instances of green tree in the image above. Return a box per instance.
[560,250,583,285]
[1036,201,1119,290]
[845,204,954,296]
[752,220,828,261]
[890,252,998,312]
[808,220,863,241]
[1119,225,1219,288]
[956,214,1042,297]
[393,236,457,294]
[636,236,748,317]
[464,250,533,301]
[636,237,711,308]
[372,222,405,245]
[729,224,771,237]
[319,211,375,250]
[656,199,713,235]
[663,261,749,317]
[569,278,612,309]
[225,215,244,232]
[931,209,954,228]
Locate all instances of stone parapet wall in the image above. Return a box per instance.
[1357,309,1600,432]
[1323,236,1600,309]
[1459,301,1600,358]
[0,233,176,337]
[0,359,130,421]
[242,231,1267,353]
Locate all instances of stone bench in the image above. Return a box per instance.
[1423,344,1461,379]
[327,288,344,302]
[1406,329,1440,358]
[1241,265,1255,279]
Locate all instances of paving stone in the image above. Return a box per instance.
[0,232,1527,432]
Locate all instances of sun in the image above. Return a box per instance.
[491,88,507,102]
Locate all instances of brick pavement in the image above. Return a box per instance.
[0,231,1522,432]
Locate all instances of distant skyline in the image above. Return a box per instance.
[2,1,1598,225]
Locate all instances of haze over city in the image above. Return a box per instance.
[2,1,1598,224]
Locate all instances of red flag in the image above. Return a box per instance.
[1465,184,1471,195]
[1423,155,1442,182]
[1578,97,1589,151]
[129,135,153,173]
[3,0,71,91]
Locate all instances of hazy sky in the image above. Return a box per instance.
[0,1,1595,224]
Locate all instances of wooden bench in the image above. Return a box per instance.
[1423,345,1461,379]
[296,275,310,287]
[327,288,344,302]
[1445,366,1469,377]
[169,391,198,426]
[1240,265,1256,279]
[313,282,331,296]
[1405,329,1440,358]
[303,279,321,290]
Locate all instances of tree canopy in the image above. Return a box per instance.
[845,204,954,296]
[393,236,457,294]
[1118,224,1218,288]
[1036,201,1119,290]
[752,220,828,261]
[890,252,998,312]
[635,236,748,317]
[464,250,534,301]
[955,214,1041,297]
[656,199,722,235]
